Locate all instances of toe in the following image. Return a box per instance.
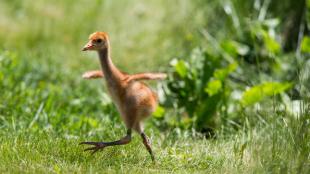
[84,146,97,151]
[80,142,98,145]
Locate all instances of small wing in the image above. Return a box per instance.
[82,70,104,79]
[124,73,167,82]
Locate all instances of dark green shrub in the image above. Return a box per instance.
[162,48,236,133]
[159,0,309,133]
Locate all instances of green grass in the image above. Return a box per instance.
[1,112,309,173]
[0,0,309,173]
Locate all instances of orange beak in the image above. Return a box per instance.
[82,41,94,51]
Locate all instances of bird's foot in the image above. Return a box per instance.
[79,142,107,154]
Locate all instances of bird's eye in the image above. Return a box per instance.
[95,39,102,43]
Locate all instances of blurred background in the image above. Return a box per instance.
[0,0,309,173]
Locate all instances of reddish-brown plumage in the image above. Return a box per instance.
[80,32,166,161]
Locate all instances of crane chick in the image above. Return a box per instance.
[80,32,166,161]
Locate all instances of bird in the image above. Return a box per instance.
[79,31,166,161]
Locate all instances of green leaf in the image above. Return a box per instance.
[153,106,165,118]
[174,60,187,78]
[241,82,292,106]
[301,36,310,53]
[221,40,249,56]
[214,63,237,80]
[262,31,280,54]
[205,79,222,96]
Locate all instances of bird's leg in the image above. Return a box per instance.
[80,129,132,154]
[141,132,155,161]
